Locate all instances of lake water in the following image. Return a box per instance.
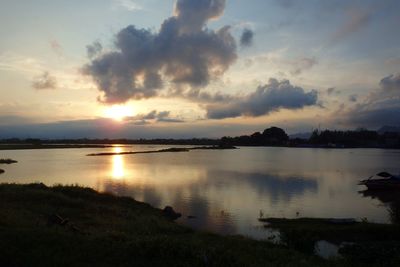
[1,146,399,239]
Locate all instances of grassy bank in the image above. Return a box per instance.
[0,184,327,267]
[263,218,400,265]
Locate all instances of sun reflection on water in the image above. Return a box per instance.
[111,147,125,179]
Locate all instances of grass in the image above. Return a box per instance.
[263,218,400,266]
[0,184,328,267]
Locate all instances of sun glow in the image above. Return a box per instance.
[111,147,125,179]
[103,105,134,121]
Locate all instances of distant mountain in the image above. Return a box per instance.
[378,126,400,134]
[289,132,312,140]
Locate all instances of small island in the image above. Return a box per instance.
[87,146,237,157]
[0,158,18,164]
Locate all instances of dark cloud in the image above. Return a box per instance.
[348,94,358,102]
[206,78,318,119]
[83,0,237,104]
[49,39,63,56]
[380,73,400,91]
[326,87,341,96]
[327,87,336,95]
[339,73,400,128]
[128,110,184,123]
[240,28,254,47]
[32,72,57,90]
[174,0,226,33]
[86,41,103,59]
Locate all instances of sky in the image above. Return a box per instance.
[0,0,399,138]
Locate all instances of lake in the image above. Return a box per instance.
[1,146,399,239]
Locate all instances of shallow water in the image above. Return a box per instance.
[1,146,399,239]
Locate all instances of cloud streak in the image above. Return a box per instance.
[240,28,254,47]
[32,71,57,90]
[127,110,184,124]
[114,0,142,11]
[330,7,372,44]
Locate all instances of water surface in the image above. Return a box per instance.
[1,146,399,239]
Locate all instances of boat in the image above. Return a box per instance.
[359,172,400,190]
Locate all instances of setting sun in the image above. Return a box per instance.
[103,105,134,121]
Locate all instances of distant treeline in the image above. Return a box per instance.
[0,138,219,146]
[220,127,289,147]
[307,129,400,148]
[1,127,400,148]
[220,127,400,148]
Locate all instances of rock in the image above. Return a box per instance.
[162,206,182,220]
[47,214,69,226]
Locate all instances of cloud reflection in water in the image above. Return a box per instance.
[101,169,318,238]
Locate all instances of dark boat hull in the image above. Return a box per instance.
[361,179,400,190]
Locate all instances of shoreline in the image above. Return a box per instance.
[0,144,116,151]
[0,183,326,266]
[1,183,399,266]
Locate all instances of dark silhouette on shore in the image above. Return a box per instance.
[0,126,399,149]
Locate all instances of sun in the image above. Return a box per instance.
[103,105,134,121]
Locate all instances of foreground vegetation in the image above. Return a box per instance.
[263,218,400,266]
[2,184,400,266]
[0,184,326,267]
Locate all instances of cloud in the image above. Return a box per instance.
[331,7,372,44]
[32,72,57,90]
[380,73,400,91]
[127,110,184,123]
[49,39,63,56]
[205,78,318,119]
[86,41,103,59]
[327,87,336,95]
[348,94,358,102]
[174,0,226,33]
[338,73,400,128]
[245,52,318,77]
[83,0,237,104]
[240,28,254,47]
[114,0,142,11]
[290,57,318,76]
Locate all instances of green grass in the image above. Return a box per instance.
[0,184,329,267]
